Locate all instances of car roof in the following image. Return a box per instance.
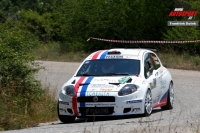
[85,48,154,60]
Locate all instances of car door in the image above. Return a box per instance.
[144,52,162,105]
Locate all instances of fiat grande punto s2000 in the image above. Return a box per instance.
[57,48,174,123]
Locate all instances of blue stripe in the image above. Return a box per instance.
[160,90,168,102]
[80,77,94,107]
[99,50,108,59]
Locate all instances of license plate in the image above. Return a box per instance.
[86,108,109,114]
[79,107,113,115]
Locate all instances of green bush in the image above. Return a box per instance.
[0,21,57,130]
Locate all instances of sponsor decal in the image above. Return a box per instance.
[105,55,123,59]
[59,101,69,105]
[86,91,110,96]
[150,78,156,89]
[118,76,131,84]
[86,103,116,106]
[126,100,142,104]
[100,88,112,92]
[93,79,118,82]
[159,66,166,73]
[161,80,167,89]
[88,84,115,88]
[123,55,136,59]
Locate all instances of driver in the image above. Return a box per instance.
[101,62,114,73]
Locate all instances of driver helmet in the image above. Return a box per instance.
[102,63,114,73]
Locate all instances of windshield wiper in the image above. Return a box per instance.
[103,73,130,76]
[77,73,101,76]
[77,73,96,76]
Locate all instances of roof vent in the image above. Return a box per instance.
[107,50,121,54]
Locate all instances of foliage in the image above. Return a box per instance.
[0,18,57,130]
[163,0,200,54]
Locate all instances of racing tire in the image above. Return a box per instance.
[142,89,153,117]
[161,82,174,110]
[57,101,75,123]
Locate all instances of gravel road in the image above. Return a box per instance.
[2,61,200,133]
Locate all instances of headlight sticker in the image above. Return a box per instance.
[126,100,142,104]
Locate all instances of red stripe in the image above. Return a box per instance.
[91,50,103,60]
[72,77,85,116]
[152,97,167,108]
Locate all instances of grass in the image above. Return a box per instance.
[0,86,57,131]
[34,42,89,62]
[34,44,200,71]
[157,52,200,71]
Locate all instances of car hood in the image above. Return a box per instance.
[70,76,138,92]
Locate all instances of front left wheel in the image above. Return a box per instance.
[161,82,174,110]
[57,101,75,123]
[143,89,153,116]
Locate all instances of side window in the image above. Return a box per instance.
[144,53,156,79]
[150,53,161,69]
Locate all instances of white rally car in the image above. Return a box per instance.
[58,48,174,123]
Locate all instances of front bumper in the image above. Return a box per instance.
[58,92,145,116]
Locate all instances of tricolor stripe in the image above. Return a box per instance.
[80,77,94,107]
[159,90,168,103]
[99,50,108,59]
[72,77,85,116]
[91,50,104,60]
[152,90,168,108]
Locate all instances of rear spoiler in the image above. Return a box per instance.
[112,47,158,52]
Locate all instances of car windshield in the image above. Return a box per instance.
[76,59,140,76]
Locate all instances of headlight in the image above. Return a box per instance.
[118,84,138,96]
[63,85,75,96]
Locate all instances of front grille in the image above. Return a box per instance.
[77,96,115,102]
[79,107,114,115]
